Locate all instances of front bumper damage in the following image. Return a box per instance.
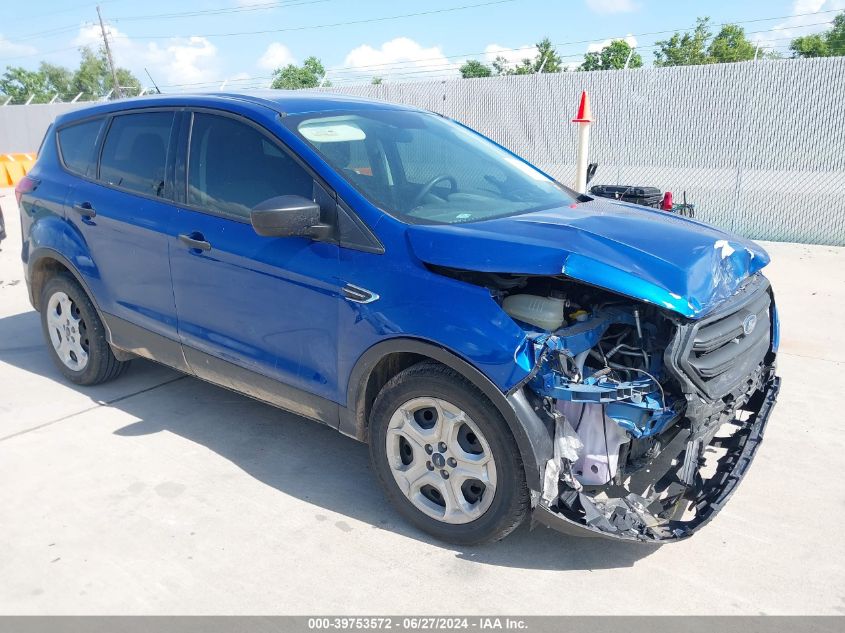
[530,372,780,542]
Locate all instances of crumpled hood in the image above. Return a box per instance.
[407,198,770,318]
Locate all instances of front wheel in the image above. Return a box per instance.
[368,362,529,545]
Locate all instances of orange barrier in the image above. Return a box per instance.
[0,153,36,187]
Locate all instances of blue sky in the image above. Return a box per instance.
[1,0,843,92]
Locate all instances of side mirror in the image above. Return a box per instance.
[250,195,332,240]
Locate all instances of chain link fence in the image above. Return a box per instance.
[322,57,845,246]
[1,57,843,244]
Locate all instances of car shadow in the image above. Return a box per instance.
[0,309,658,571]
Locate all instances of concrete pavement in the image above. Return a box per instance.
[1,189,844,614]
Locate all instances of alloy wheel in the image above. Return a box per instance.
[385,396,497,524]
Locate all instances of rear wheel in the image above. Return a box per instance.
[369,362,529,545]
[40,273,129,385]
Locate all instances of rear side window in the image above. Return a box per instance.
[57,118,104,177]
[99,112,174,198]
[187,112,313,219]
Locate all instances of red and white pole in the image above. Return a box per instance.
[572,91,593,194]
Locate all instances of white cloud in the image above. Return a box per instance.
[750,0,845,49]
[483,43,538,69]
[339,37,459,81]
[585,0,639,15]
[586,34,638,54]
[0,34,37,58]
[73,24,221,89]
[258,42,296,71]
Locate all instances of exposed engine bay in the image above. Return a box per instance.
[435,265,779,542]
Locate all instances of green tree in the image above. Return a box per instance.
[579,39,642,71]
[790,12,845,57]
[39,62,73,98]
[653,17,713,67]
[271,56,329,89]
[490,37,564,76]
[532,37,563,73]
[371,76,383,84]
[71,46,141,99]
[0,47,140,104]
[0,66,49,103]
[459,59,492,78]
[790,33,829,57]
[708,24,756,63]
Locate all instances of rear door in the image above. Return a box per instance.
[63,109,184,365]
[168,110,341,420]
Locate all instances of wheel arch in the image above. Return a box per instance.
[28,248,96,312]
[27,248,132,361]
[342,338,550,492]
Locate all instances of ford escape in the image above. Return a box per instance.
[17,92,780,544]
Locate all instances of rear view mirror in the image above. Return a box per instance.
[250,195,332,240]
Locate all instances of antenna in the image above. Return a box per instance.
[145,68,162,94]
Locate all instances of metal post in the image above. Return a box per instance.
[624,48,635,70]
[25,94,35,105]
[71,92,84,103]
[97,5,123,99]
[2,96,12,106]
[572,91,593,194]
[574,124,591,193]
[49,93,59,104]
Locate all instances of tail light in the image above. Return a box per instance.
[14,175,38,206]
[661,191,673,211]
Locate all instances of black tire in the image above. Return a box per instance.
[40,273,129,385]
[369,361,530,545]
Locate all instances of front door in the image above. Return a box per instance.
[168,110,341,422]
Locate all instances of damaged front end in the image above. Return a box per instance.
[497,272,780,542]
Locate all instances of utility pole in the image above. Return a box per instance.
[97,5,123,99]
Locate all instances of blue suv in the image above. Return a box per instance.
[18,92,779,544]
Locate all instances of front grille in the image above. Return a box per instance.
[666,275,773,401]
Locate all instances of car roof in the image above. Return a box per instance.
[54,90,422,126]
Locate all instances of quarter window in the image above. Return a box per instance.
[187,113,314,219]
[57,118,104,177]
[99,112,174,198]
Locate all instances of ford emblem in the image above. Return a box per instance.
[742,314,757,336]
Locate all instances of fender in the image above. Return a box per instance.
[26,211,100,306]
[27,246,100,314]
[343,337,552,492]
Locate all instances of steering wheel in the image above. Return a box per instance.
[411,174,458,208]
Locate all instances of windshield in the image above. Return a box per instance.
[286,110,578,224]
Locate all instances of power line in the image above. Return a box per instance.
[113,5,843,41]
[152,19,835,90]
[112,0,334,22]
[152,20,832,89]
[116,0,520,39]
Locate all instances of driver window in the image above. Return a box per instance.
[188,113,313,219]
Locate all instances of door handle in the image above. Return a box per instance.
[178,233,212,251]
[72,202,96,218]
